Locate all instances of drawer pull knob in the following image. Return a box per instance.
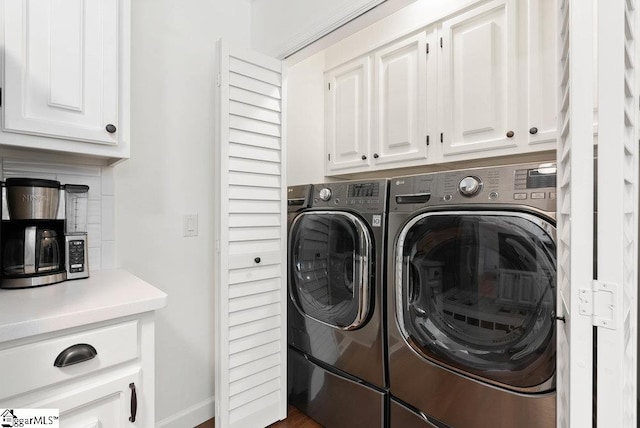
[106,124,117,133]
[54,343,97,367]
[129,383,138,422]
[254,257,261,264]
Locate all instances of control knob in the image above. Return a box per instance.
[318,188,332,201]
[458,176,482,197]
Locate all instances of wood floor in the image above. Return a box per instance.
[194,406,322,428]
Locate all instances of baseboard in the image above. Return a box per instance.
[156,397,215,428]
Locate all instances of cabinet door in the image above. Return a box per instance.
[525,0,557,146]
[440,0,518,156]
[373,31,431,166]
[325,56,371,172]
[3,0,119,144]
[27,370,142,428]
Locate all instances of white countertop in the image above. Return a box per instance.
[0,269,168,343]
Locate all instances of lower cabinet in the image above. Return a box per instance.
[28,370,141,428]
[0,313,156,428]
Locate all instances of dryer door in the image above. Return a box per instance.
[289,211,372,330]
[395,211,556,391]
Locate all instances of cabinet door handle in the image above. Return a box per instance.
[361,155,367,160]
[106,124,117,133]
[129,383,138,423]
[53,343,97,367]
[254,257,261,264]
[506,131,515,138]
[373,153,379,159]
[529,127,538,135]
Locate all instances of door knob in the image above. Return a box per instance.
[506,131,514,138]
[529,127,538,135]
[105,124,117,133]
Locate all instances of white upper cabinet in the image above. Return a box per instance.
[440,0,518,156]
[322,0,558,176]
[372,31,431,166]
[325,56,371,172]
[525,0,558,147]
[326,30,435,174]
[0,0,130,162]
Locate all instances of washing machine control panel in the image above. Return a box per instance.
[389,162,557,214]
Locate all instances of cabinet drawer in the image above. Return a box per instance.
[0,320,138,399]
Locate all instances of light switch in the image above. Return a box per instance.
[183,214,198,237]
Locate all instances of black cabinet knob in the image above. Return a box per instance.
[254,257,261,264]
[361,155,367,160]
[373,153,379,159]
[105,124,117,133]
[506,131,515,138]
[529,127,539,135]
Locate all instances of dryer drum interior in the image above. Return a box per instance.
[396,211,557,390]
[290,211,371,330]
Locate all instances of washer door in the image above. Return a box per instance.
[290,211,372,330]
[395,211,556,391]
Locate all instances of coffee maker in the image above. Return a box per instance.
[0,178,90,288]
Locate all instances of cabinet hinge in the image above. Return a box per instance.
[0,87,2,107]
[426,135,430,146]
[440,37,443,48]
[579,280,618,329]
[440,133,444,143]
[328,83,331,90]
[216,73,222,87]
[328,153,331,161]
[426,43,429,54]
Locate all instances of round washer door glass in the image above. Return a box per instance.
[396,212,556,390]
[290,211,372,330]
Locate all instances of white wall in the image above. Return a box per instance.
[251,0,386,58]
[286,50,327,185]
[114,1,251,426]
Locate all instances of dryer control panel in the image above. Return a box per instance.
[312,180,387,213]
[389,162,557,215]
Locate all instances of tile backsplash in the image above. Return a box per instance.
[1,158,115,270]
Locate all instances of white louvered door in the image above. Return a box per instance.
[214,40,287,428]
[556,0,595,427]
[596,0,638,426]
